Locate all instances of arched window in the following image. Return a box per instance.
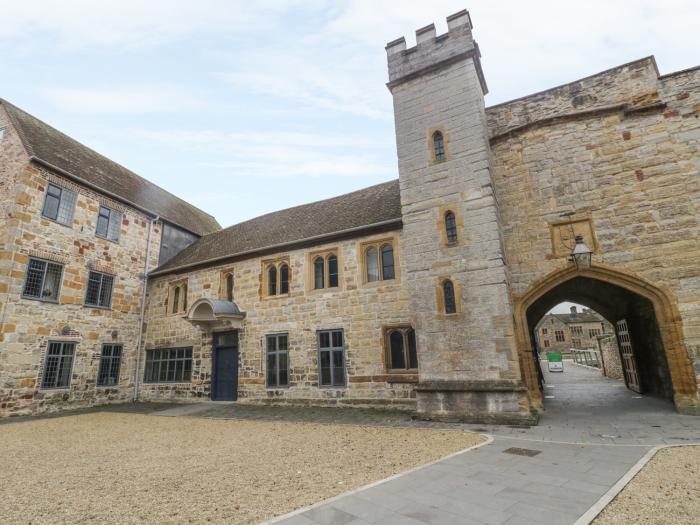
[328,254,338,288]
[366,247,379,282]
[279,264,289,294]
[172,286,180,313]
[433,131,445,162]
[407,329,418,369]
[225,273,234,302]
[182,283,188,311]
[443,280,456,314]
[268,265,277,296]
[445,211,457,244]
[380,244,395,280]
[389,331,405,369]
[313,257,324,289]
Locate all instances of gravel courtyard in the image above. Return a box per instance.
[0,411,483,524]
[595,446,700,525]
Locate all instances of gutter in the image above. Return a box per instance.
[29,156,207,238]
[149,217,404,277]
[133,215,157,401]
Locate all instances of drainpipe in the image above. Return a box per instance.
[133,216,158,401]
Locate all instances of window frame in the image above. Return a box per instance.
[263,258,291,297]
[84,270,115,309]
[41,182,77,227]
[265,333,290,389]
[384,326,418,373]
[543,339,550,348]
[361,238,397,285]
[432,130,446,162]
[97,344,123,387]
[444,211,458,244]
[41,341,76,390]
[224,272,234,302]
[22,257,64,303]
[443,279,457,315]
[95,204,122,243]
[317,329,346,388]
[167,280,188,315]
[143,347,193,384]
[308,249,340,291]
[555,330,565,342]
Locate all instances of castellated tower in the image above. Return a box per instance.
[387,10,535,424]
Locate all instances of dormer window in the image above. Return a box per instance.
[433,131,445,162]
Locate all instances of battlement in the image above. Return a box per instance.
[385,9,486,93]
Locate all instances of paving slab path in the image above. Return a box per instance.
[268,361,700,525]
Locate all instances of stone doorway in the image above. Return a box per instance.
[513,266,699,416]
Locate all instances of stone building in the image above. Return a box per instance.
[0,99,218,416]
[1,9,699,421]
[536,306,612,352]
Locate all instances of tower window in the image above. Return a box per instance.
[445,211,457,244]
[433,131,445,162]
[226,273,234,301]
[268,265,277,296]
[279,264,290,294]
[443,280,456,315]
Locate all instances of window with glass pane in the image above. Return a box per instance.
[279,264,289,294]
[42,183,77,226]
[42,342,75,388]
[445,211,458,244]
[84,271,114,308]
[97,344,122,386]
[386,328,418,371]
[95,205,122,242]
[366,247,379,282]
[143,347,193,383]
[318,329,345,387]
[328,255,338,288]
[433,131,445,162]
[313,257,324,289]
[226,274,234,301]
[268,266,277,295]
[22,257,63,302]
[443,280,456,314]
[172,286,180,312]
[380,244,395,280]
[266,334,289,388]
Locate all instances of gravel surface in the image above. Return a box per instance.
[594,446,700,525]
[0,412,483,524]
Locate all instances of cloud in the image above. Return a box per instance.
[134,128,396,179]
[40,85,204,113]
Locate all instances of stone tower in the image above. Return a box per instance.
[386,10,535,423]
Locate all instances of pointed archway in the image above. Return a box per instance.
[512,264,699,415]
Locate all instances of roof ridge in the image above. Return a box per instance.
[0,97,220,231]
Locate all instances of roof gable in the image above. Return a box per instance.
[0,98,220,236]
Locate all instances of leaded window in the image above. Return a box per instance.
[279,264,289,294]
[555,330,565,342]
[366,247,379,282]
[144,348,193,383]
[41,341,75,389]
[381,244,395,280]
[386,327,418,371]
[433,131,445,162]
[318,329,345,387]
[313,257,324,289]
[22,257,63,302]
[42,183,77,226]
[95,205,122,242]
[364,242,396,283]
[443,280,456,315]
[266,334,289,388]
[268,265,277,295]
[445,211,457,244]
[85,271,114,308]
[173,286,180,312]
[328,255,338,288]
[97,344,122,386]
[225,273,234,301]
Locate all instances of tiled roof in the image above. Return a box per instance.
[552,311,604,324]
[1,98,220,236]
[152,179,403,275]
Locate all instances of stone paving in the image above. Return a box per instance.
[267,362,700,525]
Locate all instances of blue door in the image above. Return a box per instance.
[212,331,238,401]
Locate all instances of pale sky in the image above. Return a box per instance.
[1,1,698,227]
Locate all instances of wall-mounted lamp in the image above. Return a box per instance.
[111,330,119,339]
[570,235,592,271]
[61,325,72,335]
[86,259,95,270]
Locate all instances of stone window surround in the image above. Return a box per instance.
[358,235,400,286]
[437,204,464,248]
[436,276,462,319]
[219,268,235,301]
[306,248,341,292]
[166,278,189,315]
[555,330,565,342]
[427,126,451,165]
[381,325,419,382]
[261,256,291,298]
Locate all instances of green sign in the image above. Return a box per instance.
[546,351,562,362]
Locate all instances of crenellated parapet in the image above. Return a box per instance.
[385,9,487,94]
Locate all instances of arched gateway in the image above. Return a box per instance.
[513,265,699,415]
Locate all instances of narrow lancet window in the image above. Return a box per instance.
[443,280,456,314]
[433,131,445,162]
[445,211,457,244]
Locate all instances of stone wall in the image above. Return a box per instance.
[0,155,162,416]
[599,335,623,380]
[140,231,415,407]
[491,58,700,402]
